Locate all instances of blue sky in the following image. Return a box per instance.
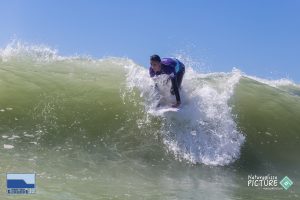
[1,0,300,82]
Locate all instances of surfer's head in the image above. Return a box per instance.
[150,54,161,72]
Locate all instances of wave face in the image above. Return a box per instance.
[1,41,300,199]
[0,41,247,166]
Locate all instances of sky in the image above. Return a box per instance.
[1,0,300,82]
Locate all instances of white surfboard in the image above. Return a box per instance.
[148,106,179,116]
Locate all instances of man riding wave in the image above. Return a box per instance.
[149,54,185,108]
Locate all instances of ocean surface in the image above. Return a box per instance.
[0,42,299,199]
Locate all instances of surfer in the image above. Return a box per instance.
[149,54,185,108]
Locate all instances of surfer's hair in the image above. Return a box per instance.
[150,54,161,62]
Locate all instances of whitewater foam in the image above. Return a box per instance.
[0,40,61,62]
[0,40,106,63]
[124,62,245,165]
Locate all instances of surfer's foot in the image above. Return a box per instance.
[171,101,181,108]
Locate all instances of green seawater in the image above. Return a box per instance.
[0,55,299,199]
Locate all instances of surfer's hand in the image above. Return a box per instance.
[171,101,181,108]
[164,77,170,85]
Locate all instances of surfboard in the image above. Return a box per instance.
[157,107,179,113]
[148,106,179,116]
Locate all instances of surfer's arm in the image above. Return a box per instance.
[149,67,156,77]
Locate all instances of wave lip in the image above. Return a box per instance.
[0,40,61,62]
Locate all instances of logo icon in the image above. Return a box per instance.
[6,173,36,194]
[280,176,293,190]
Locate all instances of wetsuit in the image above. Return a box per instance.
[149,58,185,102]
